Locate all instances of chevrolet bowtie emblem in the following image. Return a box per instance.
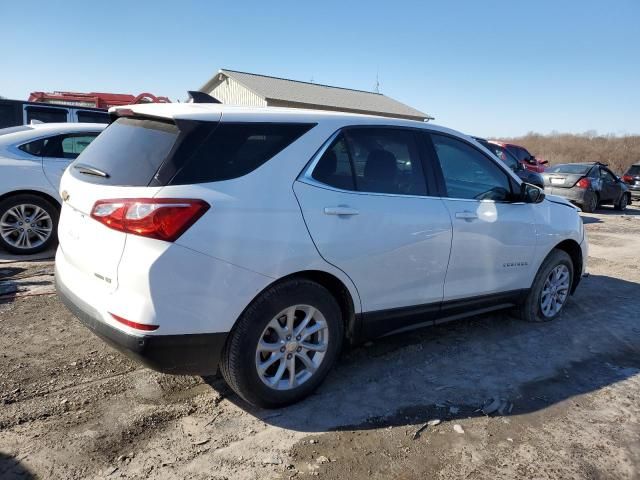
[61,190,70,202]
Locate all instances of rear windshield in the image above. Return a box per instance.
[547,164,591,174]
[70,117,179,186]
[627,165,640,175]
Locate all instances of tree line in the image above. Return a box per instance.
[502,132,640,174]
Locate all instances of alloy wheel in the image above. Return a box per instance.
[255,305,329,390]
[0,204,53,251]
[540,264,570,318]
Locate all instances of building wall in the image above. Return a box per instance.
[208,76,266,107]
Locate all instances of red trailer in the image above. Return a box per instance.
[28,91,171,109]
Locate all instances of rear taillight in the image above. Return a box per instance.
[91,198,209,242]
[622,174,633,183]
[576,178,591,189]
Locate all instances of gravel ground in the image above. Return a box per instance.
[1,205,639,480]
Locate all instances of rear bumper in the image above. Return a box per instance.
[56,272,227,375]
[544,186,592,206]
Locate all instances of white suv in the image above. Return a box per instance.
[56,104,587,407]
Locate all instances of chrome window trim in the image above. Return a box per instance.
[298,125,527,204]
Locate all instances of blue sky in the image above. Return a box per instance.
[1,0,638,137]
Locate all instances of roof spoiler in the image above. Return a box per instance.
[187,91,221,104]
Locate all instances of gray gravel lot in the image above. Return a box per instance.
[1,206,639,479]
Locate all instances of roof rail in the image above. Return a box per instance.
[188,91,221,104]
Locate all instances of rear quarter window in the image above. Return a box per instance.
[170,123,315,184]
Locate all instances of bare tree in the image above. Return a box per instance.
[502,132,640,174]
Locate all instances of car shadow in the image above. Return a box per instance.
[0,265,55,305]
[593,204,640,216]
[207,274,640,433]
[580,215,602,224]
[0,452,35,480]
[0,245,56,264]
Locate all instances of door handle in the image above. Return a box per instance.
[324,206,359,216]
[455,211,478,221]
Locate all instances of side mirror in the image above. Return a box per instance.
[520,182,545,203]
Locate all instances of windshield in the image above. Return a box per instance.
[546,164,592,174]
[628,165,640,175]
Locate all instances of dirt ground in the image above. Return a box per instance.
[1,205,639,480]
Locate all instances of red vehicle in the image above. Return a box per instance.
[490,141,548,173]
[28,91,170,109]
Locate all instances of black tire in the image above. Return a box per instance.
[581,192,598,213]
[615,193,629,211]
[517,249,574,323]
[0,194,59,255]
[220,278,344,408]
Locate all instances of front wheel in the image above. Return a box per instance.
[220,279,343,408]
[0,194,59,254]
[517,249,574,323]
[615,194,629,211]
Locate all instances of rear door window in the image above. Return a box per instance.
[311,128,428,196]
[69,117,179,186]
[344,128,427,195]
[59,135,99,159]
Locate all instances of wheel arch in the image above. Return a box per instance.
[253,270,360,344]
[0,189,61,210]
[551,239,583,294]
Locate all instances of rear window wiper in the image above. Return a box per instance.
[74,164,110,178]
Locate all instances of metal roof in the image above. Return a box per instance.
[201,69,432,121]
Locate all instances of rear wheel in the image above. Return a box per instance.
[517,249,574,323]
[615,193,629,211]
[582,193,598,213]
[220,278,343,408]
[0,194,59,254]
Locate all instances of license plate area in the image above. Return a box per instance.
[550,177,565,185]
[58,204,126,292]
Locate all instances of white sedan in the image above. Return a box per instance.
[0,123,106,254]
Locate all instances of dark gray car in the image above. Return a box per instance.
[622,163,640,202]
[542,162,630,213]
